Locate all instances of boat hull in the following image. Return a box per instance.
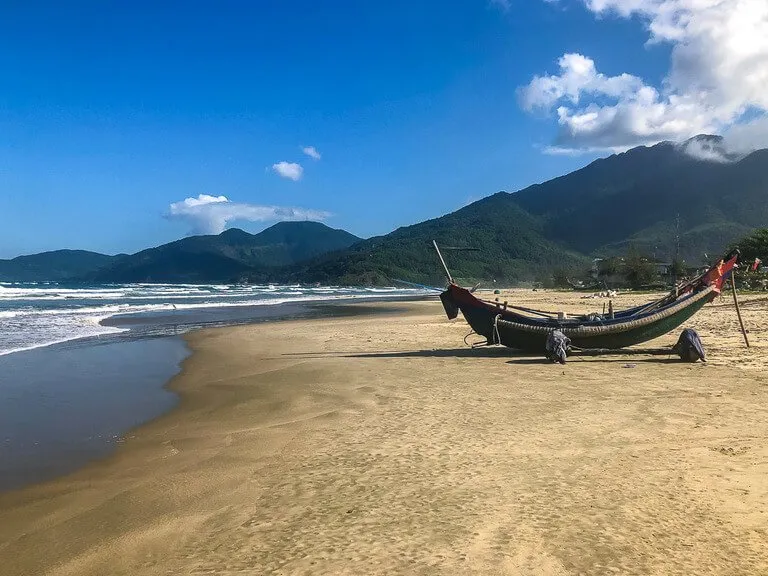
[443,284,716,351]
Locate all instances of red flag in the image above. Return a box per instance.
[752,258,761,272]
[704,255,738,293]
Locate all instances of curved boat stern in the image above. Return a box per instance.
[439,288,459,320]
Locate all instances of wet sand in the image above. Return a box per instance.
[1,290,767,575]
[0,337,188,491]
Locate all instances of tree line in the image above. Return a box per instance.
[546,228,768,291]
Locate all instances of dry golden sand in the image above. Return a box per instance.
[1,290,768,575]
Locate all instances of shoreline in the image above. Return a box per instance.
[0,335,189,493]
[1,292,767,574]
[0,297,426,494]
[0,290,433,359]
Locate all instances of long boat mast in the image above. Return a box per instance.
[432,240,454,284]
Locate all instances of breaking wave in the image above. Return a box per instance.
[0,283,430,356]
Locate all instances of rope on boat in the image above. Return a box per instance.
[494,285,716,338]
[463,329,488,348]
[493,314,502,345]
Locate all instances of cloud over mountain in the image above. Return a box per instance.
[521,0,768,155]
[167,194,329,235]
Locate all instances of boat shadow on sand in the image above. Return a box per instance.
[280,348,513,360]
[282,348,687,364]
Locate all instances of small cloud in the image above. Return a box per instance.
[489,0,510,10]
[542,145,600,156]
[167,194,330,235]
[179,194,229,206]
[302,146,321,160]
[272,161,303,181]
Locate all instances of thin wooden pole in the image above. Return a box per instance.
[730,273,750,348]
[432,240,454,284]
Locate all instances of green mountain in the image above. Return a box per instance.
[282,193,587,286]
[91,221,361,283]
[7,136,768,286]
[511,136,768,261]
[0,250,122,282]
[279,136,768,285]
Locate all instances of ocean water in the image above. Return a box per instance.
[0,282,431,491]
[0,282,430,356]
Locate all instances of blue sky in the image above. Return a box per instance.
[1,0,766,257]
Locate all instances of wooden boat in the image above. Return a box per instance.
[438,248,738,351]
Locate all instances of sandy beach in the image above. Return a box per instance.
[1,290,767,575]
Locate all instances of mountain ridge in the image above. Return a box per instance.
[88,221,362,283]
[508,140,768,260]
[274,138,768,285]
[4,136,768,285]
[0,250,123,283]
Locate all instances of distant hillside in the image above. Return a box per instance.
[8,136,767,286]
[511,136,768,262]
[271,136,768,285]
[0,250,121,282]
[276,194,588,286]
[247,221,361,265]
[91,221,361,283]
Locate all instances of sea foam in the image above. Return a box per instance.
[0,282,430,356]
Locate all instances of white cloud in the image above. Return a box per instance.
[177,194,229,207]
[302,146,322,160]
[167,194,330,235]
[521,0,768,155]
[520,53,645,112]
[272,161,303,181]
[677,136,733,163]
